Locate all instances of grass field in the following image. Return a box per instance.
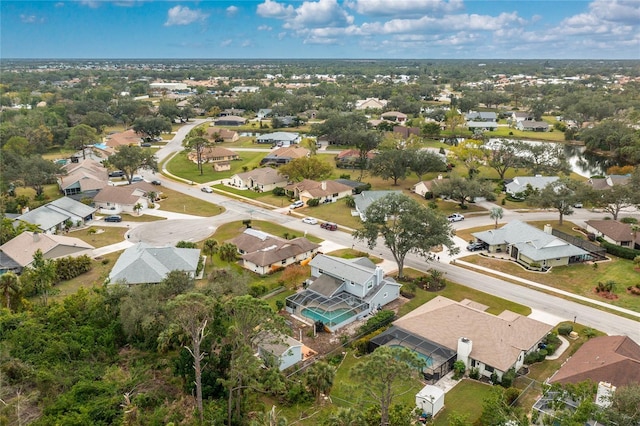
[433,379,494,425]
[165,150,265,184]
[154,186,226,216]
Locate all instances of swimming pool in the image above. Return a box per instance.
[389,344,434,368]
[301,307,356,327]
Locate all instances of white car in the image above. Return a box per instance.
[302,217,318,225]
[447,213,465,222]
[289,200,304,209]
[200,186,213,193]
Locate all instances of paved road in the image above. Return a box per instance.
[116,120,640,342]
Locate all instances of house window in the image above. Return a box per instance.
[318,269,323,274]
[485,365,494,373]
[367,281,373,289]
[281,259,286,265]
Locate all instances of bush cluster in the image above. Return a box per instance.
[54,255,92,281]
[597,237,640,260]
[558,324,573,336]
[357,310,395,336]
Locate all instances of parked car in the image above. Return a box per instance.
[447,213,465,222]
[320,222,338,231]
[574,202,583,208]
[151,180,161,186]
[109,170,124,177]
[466,242,485,252]
[131,176,144,182]
[201,186,213,193]
[141,143,152,147]
[104,215,122,223]
[302,217,318,225]
[289,200,304,209]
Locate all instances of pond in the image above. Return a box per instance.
[487,139,614,177]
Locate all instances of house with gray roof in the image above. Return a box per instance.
[108,242,201,285]
[255,332,307,371]
[504,175,559,198]
[352,190,403,221]
[516,120,549,132]
[472,221,590,269]
[465,111,497,122]
[230,229,320,275]
[285,254,401,332]
[256,131,300,147]
[467,121,498,131]
[16,196,96,233]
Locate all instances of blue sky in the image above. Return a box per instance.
[2,0,639,59]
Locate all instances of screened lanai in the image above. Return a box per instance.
[370,327,457,382]
[285,290,369,331]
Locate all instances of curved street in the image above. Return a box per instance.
[105,119,640,343]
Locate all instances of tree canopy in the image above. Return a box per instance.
[107,145,158,184]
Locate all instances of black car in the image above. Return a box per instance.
[466,241,485,251]
[151,180,161,186]
[109,170,125,177]
[104,215,122,223]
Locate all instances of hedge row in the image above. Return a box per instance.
[597,237,640,260]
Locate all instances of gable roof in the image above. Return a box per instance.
[256,132,300,143]
[17,197,96,230]
[549,336,640,387]
[230,229,320,268]
[284,179,353,198]
[257,332,302,357]
[108,242,201,285]
[263,145,309,160]
[48,197,96,218]
[586,220,637,243]
[105,129,141,147]
[93,183,155,205]
[309,254,377,287]
[234,167,287,185]
[394,296,552,372]
[473,220,589,261]
[0,231,94,267]
[505,176,560,195]
[353,190,403,214]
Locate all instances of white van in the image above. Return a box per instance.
[289,200,304,209]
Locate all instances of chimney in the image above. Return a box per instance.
[321,181,327,191]
[374,266,384,285]
[456,337,473,369]
[544,224,552,234]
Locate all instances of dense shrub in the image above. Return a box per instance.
[500,368,517,388]
[353,328,386,356]
[620,217,638,224]
[524,350,547,364]
[597,237,640,260]
[248,284,268,297]
[54,255,92,281]
[307,198,320,207]
[469,368,480,380]
[558,324,573,336]
[453,360,466,379]
[272,187,285,196]
[504,387,521,404]
[357,310,395,336]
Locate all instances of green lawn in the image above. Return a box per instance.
[165,150,265,184]
[154,186,226,216]
[396,268,530,317]
[433,379,494,425]
[70,226,129,247]
[50,252,121,300]
[212,220,323,244]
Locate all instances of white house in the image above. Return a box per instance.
[256,333,304,371]
[286,255,401,332]
[228,168,288,192]
[284,179,354,204]
[256,132,300,146]
[504,176,559,198]
[16,196,96,233]
[352,190,403,221]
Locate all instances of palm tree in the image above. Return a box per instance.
[631,224,640,250]
[323,407,365,426]
[202,239,219,265]
[133,202,143,216]
[305,362,336,403]
[489,207,504,229]
[0,271,21,309]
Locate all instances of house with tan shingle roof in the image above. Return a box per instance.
[230,228,320,275]
[206,126,239,143]
[187,146,239,171]
[0,231,94,274]
[548,335,640,388]
[585,220,640,249]
[58,158,109,197]
[228,168,288,192]
[260,145,309,166]
[382,296,552,381]
[284,179,353,204]
[93,182,156,214]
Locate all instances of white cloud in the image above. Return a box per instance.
[220,39,233,47]
[257,0,294,18]
[241,40,253,47]
[20,14,43,24]
[164,5,209,26]
[79,0,100,8]
[283,0,354,30]
[226,5,239,17]
[588,0,640,24]
[347,0,463,17]
[258,25,273,31]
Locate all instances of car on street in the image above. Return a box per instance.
[302,217,318,225]
[201,187,213,193]
[320,222,338,231]
[131,176,144,182]
[447,213,465,222]
[574,202,583,208]
[289,200,304,209]
[466,241,486,252]
[151,180,161,186]
[104,215,122,223]
[108,170,125,177]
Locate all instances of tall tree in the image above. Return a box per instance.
[431,175,493,208]
[0,271,21,310]
[108,145,158,184]
[23,249,57,306]
[409,149,446,181]
[598,383,640,425]
[353,130,380,180]
[305,362,336,403]
[489,207,504,229]
[20,156,63,197]
[585,184,639,221]
[278,156,333,182]
[519,142,570,175]
[165,292,216,423]
[529,178,585,225]
[132,116,172,141]
[444,109,465,140]
[184,126,212,176]
[323,408,366,426]
[67,124,98,160]
[203,238,219,265]
[369,149,411,186]
[483,139,522,180]
[353,193,456,278]
[449,139,485,179]
[350,346,426,426]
